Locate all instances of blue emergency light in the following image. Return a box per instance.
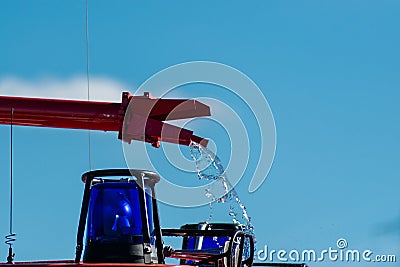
[74,169,164,264]
[162,222,255,267]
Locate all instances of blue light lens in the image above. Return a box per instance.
[185,236,228,250]
[86,182,154,245]
[202,236,229,249]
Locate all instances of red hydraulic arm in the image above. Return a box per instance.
[0,92,210,147]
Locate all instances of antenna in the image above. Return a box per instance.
[86,0,93,171]
[5,108,16,264]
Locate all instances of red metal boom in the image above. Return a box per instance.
[0,92,210,147]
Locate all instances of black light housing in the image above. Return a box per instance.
[163,222,255,267]
[74,169,164,264]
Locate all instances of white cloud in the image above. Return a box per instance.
[0,76,131,102]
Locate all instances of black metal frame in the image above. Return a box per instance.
[162,227,254,267]
[74,169,164,264]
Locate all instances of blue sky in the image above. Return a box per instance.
[0,1,399,266]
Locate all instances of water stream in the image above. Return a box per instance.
[189,141,255,239]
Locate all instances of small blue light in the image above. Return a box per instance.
[202,236,229,249]
[186,236,228,250]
